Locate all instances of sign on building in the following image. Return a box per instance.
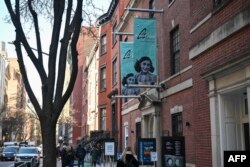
[104,140,115,156]
[137,138,156,165]
[162,136,185,167]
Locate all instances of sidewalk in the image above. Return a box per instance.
[56,160,117,167]
[56,153,117,167]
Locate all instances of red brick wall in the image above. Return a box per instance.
[190,1,250,166]
[97,0,250,167]
[98,21,111,130]
[72,28,97,143]
[119,0,195,164]
[191,0,250,46]
[161,88,195,164]
[121,108,142,153]
[82,29,98,137]
[72,31,85,143]
[156,0,192,80]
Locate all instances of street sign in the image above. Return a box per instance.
[104,141,115,156]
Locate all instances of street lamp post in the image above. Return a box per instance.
[58,136,63,147]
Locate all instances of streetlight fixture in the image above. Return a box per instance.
[58,136,63,147]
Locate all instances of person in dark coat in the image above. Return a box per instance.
[76,144,86,167]
[118,146,139,167]
[67,145,75,167]
[60,145,69,167]
[90,144,101,167]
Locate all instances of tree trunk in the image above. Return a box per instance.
[41,114,57,167]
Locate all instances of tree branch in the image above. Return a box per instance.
[28,0,43,64]
[58,0,83,112]
[4,0,42,117]
[54,0,73,105]
[46,0,65,108]
[4,0,48,84]
[14,39,42,115]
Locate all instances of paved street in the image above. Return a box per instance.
[55,153,117,167]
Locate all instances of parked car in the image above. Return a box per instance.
[1,146,19,161]
[14,147,40,167]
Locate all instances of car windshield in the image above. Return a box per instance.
[4,147,18,152]
[19,148,37,154]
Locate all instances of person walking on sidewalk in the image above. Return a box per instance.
[76,144,86,167]
[90,144,101,167]
[60,145,69,167]
[67,145,76,167]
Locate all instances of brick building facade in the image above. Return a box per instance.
[71,27,98,143]
[96,0,250,167]
[190,1,250,166]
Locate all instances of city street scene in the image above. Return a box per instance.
[1,0,250,167]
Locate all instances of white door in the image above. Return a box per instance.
[220,95,242,151]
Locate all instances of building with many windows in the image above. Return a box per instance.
[70,27,99,144]
[95,0,250,167]
[2,57,26,141]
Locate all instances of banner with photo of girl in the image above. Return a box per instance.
[120,42,140,96]
[133,18,157,85]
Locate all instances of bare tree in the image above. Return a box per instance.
[2,111,27,141]
[4,0,83,166]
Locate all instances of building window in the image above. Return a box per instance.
[171,27,180,74]
[112,22,117,46]
[136,122,141,139]
[244,98,248,115]
[100,107,106,130]
[172,112,183,136]
[100,66,106,90]
[112,58,117,85]
[149,0,155,18]
[101,34,107,54]
[125,126,129,148]
[111,103,117,136]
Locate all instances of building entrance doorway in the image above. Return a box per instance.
[220,89,250,152]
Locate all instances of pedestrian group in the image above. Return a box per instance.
[58,144,139,167]
[59,143,102,167]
